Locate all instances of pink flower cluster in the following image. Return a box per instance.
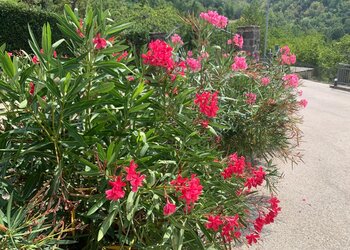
[170,174,203,212]
[142,39,175,70]
[283,74,299,88]
[227,34,244,49]
[171,34,184,45]
[194,91,219,118]
[231,56,248,71]
[279,45,296,65]
[105,160,146,201]
[199,10,228,29]
[221,153,246,179]
[186,57,202,72]
[206,214,241,242]
[93,33,107,49]
[245,92,257,105]
[261,77,271,86]
[299,99,308,108]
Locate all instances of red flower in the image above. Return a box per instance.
[246,233,260,245]
[221,154,245,179]
[221,215,240,242]
[93,33,107,49]
[254,217,265,233]
[171,174,202,210]
[194,91,219,118]
[32,55,39,64]
[105,176,126,200]
[142,40,174,70]
[205,215,223,231]
[53,51,57,58]
[163,200,176,216]
[29,82,35,96]
[117,51,128,62]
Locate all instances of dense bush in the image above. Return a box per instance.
[0,6,305,249]
[0,1,64,52]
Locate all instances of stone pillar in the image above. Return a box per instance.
[237,26,260,60]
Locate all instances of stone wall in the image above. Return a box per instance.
[237,26,260,60]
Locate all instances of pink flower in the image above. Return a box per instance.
[199,52,209,61]
[163,200,176,216]
[245,92,257,105]
[280,45,290,55]
[231,56,248,71]
[186,57,201,72]
[200,10,228,29]
[29,82,35,96]
[246,233,260,245]
[126,76,135,81]
[187,50,193,57]
[7,52,13,57]
[261,77,271,86]
[194,91,219,118]
[200,120,209,128]
[297,89,303,96]
[299,99,308,108]
[233,34,244,49]
[227,39,233,45]
[93,33,107,49]
[222,53,229,58]
[53,51,57,58]
[171,34,184,45]
[205,215,223,231]
[105,176,126,201]
[283,74,299,88]
[125,160,146,192]
[142,40,174,70]
[32,55,39,64]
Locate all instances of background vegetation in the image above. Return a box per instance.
[1,0,349,81]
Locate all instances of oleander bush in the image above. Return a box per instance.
[0,6,306,249]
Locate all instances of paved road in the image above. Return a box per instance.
[248,80,350,249]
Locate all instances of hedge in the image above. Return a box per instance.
[0,1,62,53]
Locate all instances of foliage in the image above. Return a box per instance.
[0,6,304,249]
[0,0,65,53]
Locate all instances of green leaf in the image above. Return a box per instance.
[6,193,13,229]
[86,196,106,216]
[91,82,115,95]
[131,82,144,100]
[0,51,15,78]
[106,22,133,35]
[97,207,118,241]
[64,4,80,28]
[129,103,150,113]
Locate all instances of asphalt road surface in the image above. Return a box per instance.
[247,80,350,249]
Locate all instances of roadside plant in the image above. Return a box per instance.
[0,6,305,249]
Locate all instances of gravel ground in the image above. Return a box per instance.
[242,80,350,250]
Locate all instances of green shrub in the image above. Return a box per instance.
[0,1,63,52]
